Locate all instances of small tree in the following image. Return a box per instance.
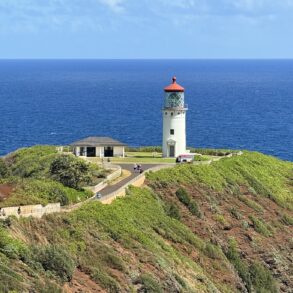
[50,155,91,189]
[35,245,75,281]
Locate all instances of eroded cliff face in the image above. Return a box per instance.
[0,152,292,293]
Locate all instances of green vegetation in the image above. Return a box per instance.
[33,245,75,281]
[226,238,277,293]
[136,273,163,293]
[188,148,237,156]
[229,207,242,220]
[147,152,293,209]
[175,188,202,218]
[280,213,293,226]
[238,195,264,212]
[0,158,10,178]
[126,146,162,153]
[50,155,92,189]
[0,145,107,207]
[0,187,234,292]
[0,148,291,292]
[249,215,273,237]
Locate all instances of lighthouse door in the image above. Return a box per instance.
[169,145,175,157]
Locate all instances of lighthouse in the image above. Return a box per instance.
[162,77,187,157]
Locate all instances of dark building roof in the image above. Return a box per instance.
[70,137,127,147]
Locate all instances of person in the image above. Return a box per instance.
[137,164,141,172]
[139,168,143,174]
[133,163,137,172]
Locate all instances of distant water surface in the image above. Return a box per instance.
[0,59,292,161]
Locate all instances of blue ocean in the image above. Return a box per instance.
[0,60,292,161]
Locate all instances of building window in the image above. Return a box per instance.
[170,129,174,135]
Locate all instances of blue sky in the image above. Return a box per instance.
[0,0,293,58]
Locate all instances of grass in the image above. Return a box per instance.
[225,238,277,293]
[0,186,239,292]
[0,146,109,207]
[238,195,264,212]
[147,151,293,209]
[249,215,273,237]
[113,152,176,163]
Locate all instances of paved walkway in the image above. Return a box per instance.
[98,164,162,197]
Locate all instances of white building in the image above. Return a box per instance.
[71,137,127,158]
[162,77,188,157]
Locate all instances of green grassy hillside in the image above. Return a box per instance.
[0,146,107,207]
[0,150,292,292]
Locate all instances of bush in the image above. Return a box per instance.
[175,188,190,205]
[92,268,121,292]
[0,159,10,178]
[175,188,202,218]
[48,188,69,206]
[238,196,264,212]
[0,227,28,260]
[50,155,92,189]
[229,208,242,220]
[166,203,181,220]
[250,262,277,293]
[5,145,58,178]
[249,216,272,237]
[34,245,75,281]
[226,238,252,292]
[281,214,293,226]
[226,239,277,293]
[188,201,202,218]
[204,243,222,259]
[137,273,163,293]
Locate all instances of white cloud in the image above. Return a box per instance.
[98,0,125,12]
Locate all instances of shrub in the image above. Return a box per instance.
[175,188,202,218]
[249,216,272,237]
[229,208,242,220]
[34,245,75,281]
[281,214,293,226]
[188,201,202,218]
[92,268,121,292]
[137,273,163,293]
[50,155,92,189]
[175,188,190,205]
[226,239,277,293]
[205,243,222,259]
[226,238,252,292]
[0,227,28,260]
[48,188,69,206]
[250,262,277,293]
[0,159,10,178]
[214,214,227,225]
[238,196,263,212]
[166,203,181,220]
[6,145,58,178]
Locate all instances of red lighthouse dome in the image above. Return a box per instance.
[164,77,184,92]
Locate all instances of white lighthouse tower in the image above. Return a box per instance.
[162,77,187,157]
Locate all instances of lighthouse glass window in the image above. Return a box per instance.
[165,92,184,108]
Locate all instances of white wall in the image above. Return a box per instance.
[114,146,125,157]
[162,109,187,157]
